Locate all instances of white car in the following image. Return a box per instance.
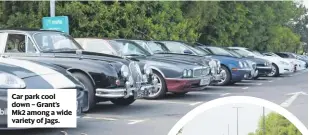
[228,47,294,77]
[263,52,306,71]
[274,52,307,71]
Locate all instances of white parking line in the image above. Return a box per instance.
[207,86,239,89]
[128,120,146,125]
[236,82,263,86]
[268,80,273,82]
[280,91,308,108]
[82,115,147,125]
[242,87,249,90]
[220,93,231,96]
[82,116,118,121]
[189,91,230,96]
[137,100,202,106]
[60,131,69,135]
[189,102,203,106]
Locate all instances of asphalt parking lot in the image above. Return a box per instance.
[1,70,308,135]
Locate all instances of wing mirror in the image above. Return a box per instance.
[183,49,193,54]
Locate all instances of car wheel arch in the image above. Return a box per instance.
[148,66,166,78]
[220,64,232,80]
[67,68,96,87]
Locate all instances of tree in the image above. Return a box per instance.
[0,1,305,50]
[248,112,302,135]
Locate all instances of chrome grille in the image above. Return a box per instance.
[209,59,220,75]
[193,67,210,77]
[129,62,143,88]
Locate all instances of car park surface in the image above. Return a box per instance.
[0,69,307,135]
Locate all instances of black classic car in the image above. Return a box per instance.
[129,40,222,84]
[0,57,86,128]
[0,29,156,111]
[75,38,213,99]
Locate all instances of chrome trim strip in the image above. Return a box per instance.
[256,66,272,69]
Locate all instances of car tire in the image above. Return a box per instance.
[268,63,279,77]
[214,66,231,86]
[110,96,136,106]
[228,81,237,85]
[145,71,167,99]
[252,75,259,80]
[72,72,96,112]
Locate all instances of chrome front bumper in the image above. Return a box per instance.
[256,66,272,69]
[95,78,158,99]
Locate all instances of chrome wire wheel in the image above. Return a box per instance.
[217,68,227,85]
[269,64,276,76]
[214,66,231,86]
[268,63,279,77]
[148,73,162,98]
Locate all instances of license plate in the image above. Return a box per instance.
[200,77,211,86]
[137,90,150,98]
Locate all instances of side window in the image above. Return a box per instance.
[26,38,37,53]
[5,34,26,53]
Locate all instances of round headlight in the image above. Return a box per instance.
[0,72,26,89]
[121,65,130,78]
[187,69,193,77]
[183,69,188,77]
[238,61,244,68]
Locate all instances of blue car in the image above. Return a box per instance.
[154,41,251,86]
[196,46,272,80]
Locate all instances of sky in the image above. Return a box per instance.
[181,103,272,135]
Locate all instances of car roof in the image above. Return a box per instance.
[0,28,63,34]
[228,47,248,50]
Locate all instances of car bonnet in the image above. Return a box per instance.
[0,58,77,88]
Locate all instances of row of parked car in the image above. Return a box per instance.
[0,29,307,128]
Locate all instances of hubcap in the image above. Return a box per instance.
[148,74,162,98]
[217,68,227,84]
[269,65,276,76]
